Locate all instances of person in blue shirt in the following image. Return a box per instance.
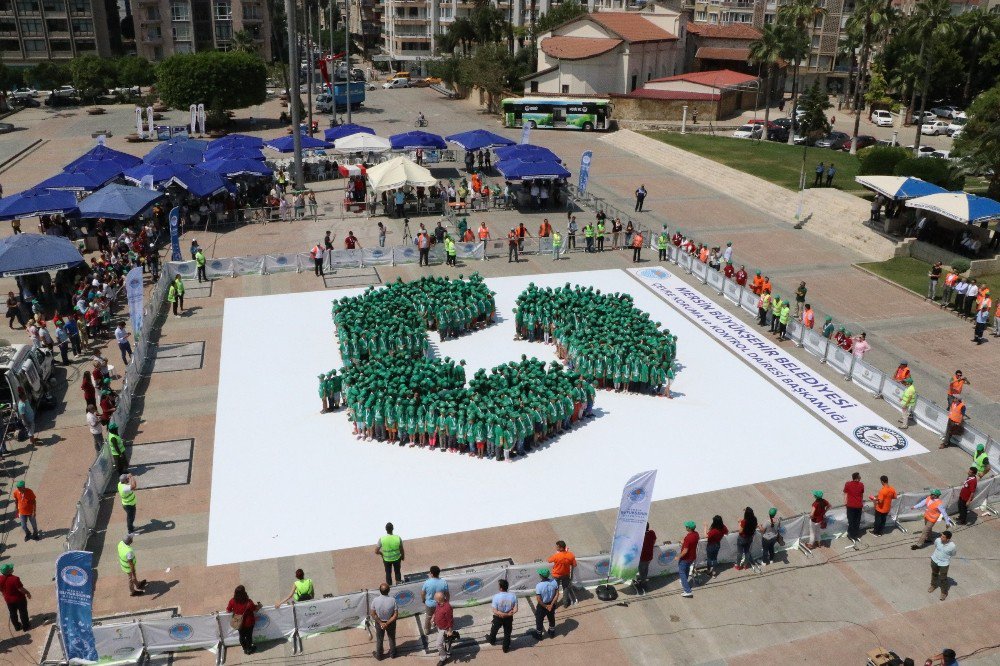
[485,579,518,653]
[532,568,560,640]
[420,566,449,635]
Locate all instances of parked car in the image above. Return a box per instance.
[109,85,141,96]
[842,134,877,151]
[51,85,77,98]
[814,131,850,149]
[9,87,36,100]
[929,105,961,119]
[921,120,949,136]
[907,145,939,158]
[947,114,966,136]
[382,78,410,89]
[870,109,894,127]
[914,111,936,124]
[732,123,762,139]
[767,126,789,142]
[44,93,80,107]
[950,126,963,139]
[9,96,40,108]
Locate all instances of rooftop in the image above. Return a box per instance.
[618,88,721,101]
[541,35,623,60]
[588,12,678,42]
[695,46,752,62]
[686,21,762,39]
[648,68,759,88]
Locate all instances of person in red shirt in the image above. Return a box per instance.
[344,231,361,249]
[957,466,978,525]
[843,472,865,542]
[432,591,454,664]
[735,265,748,286]
[704,515,728,577]
[807,490,830,550]
[226,585,262,655]
[678,521,699,598]
[635,523,657,595]
[723,262,735,279]
[81,371,97,408]
[0,564,30,632]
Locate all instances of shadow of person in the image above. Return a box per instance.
[139,518,176,534]
[142,579,178,600]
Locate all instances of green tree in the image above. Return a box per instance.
[534,0,586,35]
[952,84,1000,198]
[863,64,890,108]
[893,156,965,190]
[845,0,894,154]
[955,10,997,104]
[230,29,259,54]
[777,0,826,144]
[907,0,954,153]
[70,54,117,102]
[115,56,156,87]
[24,61,70,90]
[441,17,476,56]
[155,51,267,114]
[467,42,512,112]
[799,80,832,138]
[748,23,784,130]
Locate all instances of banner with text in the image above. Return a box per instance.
[125,266,144,343]
[56,551,98,664]
[609,470,657,580]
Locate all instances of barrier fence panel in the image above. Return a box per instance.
[717,533,740,565]
[988,438,1000,476]
[573,555,614,587]
[388,580,427,619]
[264,254,300,274]
[484,239,506,258]
[825,346,855,377]
[893,491,932,523]
[457,242,485,260]
[691,260,708,283]
[445,567,508,607]
[954,425,989,456]
[799,329,828,361]
[295,592,370,639]
[93,621,144,665]
[141,614,222,654]
[167,261,196,279]
[219,605,296,648]
[723,278,742,304]
[706,269,724,292]
[677,252,693,272]
[204,258,234,279]
[882,380,907,412]
[914,397,949,436]
[232,256,265,276]
[739,289,758,316]
[820,506,849,541]
[972,477,996,507]
[330,249,363,268]
[362,248,393,266]
[668,245,679,262]
[786,319,805,346]
[392,245,420,265]
[428,245,447,264]
[503,562,544,597]
[647,543,681,578]
[776,514,809,551]
[852,360,886,396]
[296,252,315,272]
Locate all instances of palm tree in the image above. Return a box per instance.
[845,0,894,154]
[777,0,827,144]
[445,17,476,56]
[231,29,258,54]
[956,10,997,105]
[748,24,784,130]
[908,0,953,153]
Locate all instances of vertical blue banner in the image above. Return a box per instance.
[169,206,182,262]
[126,266,144,343]
[56,551,97,663]
[520,123,531,145]
[608,470,657,580]
[578,150,593,194]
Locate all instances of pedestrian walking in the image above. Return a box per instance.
[941,397,965,448]
[485,579,517,653]
[114,322,132,365]
[12,480,38,541]
[370,583,398,661]
[634,184,646,212]
[0,565,30,632]
[420,566,448,635]
[118,533,146,596]
[376,522,404,585]
[118,473,138,534]
[678,521,698,597]
[432,592,454,666]
[86,404,103,452]
[551,230,562,260]
[16,388,38,447]
[911,489,953,549]
[167,279,178,316]
[869,475,897,536]
[898,377,916,429]
[807,490,830,550]
[108,422,127,475]
[928,262,942,300]
[735,508,757,570]
[635,522,656,594]
[927,530,956,601]
[759,508,781,565]
[704,515,728,577]
[195,248,207,283]
[55,321,70,365]
[844,471,865,542]
[226,585,262,654]
[547,540,578,607]
[276,569,314,606]
[532,569,559,639]
[172,275,185,314]
[957,467,978,525]
[972,306,988,344]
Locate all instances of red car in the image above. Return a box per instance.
[842,135,878,151]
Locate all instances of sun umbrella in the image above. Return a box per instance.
[36,160,123,192]
[495,159,570,181]
[201,157,273,178]
[324,124,375,142]
[494,144,560,163]
[0,188,80,221]
[445,129,516,151]
[207,134,264,150]
[333,133,392,153]
[203,146,266,161]
[145,137,209,165]
[389,131,447,150]
[167,167,229,197]
[265,134,330,152]
[365,156,436,193]
[0,233,84,276]
[78,183,164,220]
[853,176,948,201]
[65,144,142,170]
[124,160,193,185]
[905,192,1000,224]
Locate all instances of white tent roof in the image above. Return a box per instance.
[333,133,391,153]
[366,156,436,193]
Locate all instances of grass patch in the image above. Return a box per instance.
[644,132,864,193]
[857,257,933,295]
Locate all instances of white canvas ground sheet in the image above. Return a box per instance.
[208,269,870,566]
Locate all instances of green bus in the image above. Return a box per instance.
[502,97,611,132]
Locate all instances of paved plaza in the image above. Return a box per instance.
[0,88,998,665]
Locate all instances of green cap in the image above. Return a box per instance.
[0,564,12,574]
[813,490,823,499]
[976,444,985,452]
[768,508,777,517]
[537,568,550,577]
[684,520,696,529]
[931,489,941,496]
[15,480,24,488]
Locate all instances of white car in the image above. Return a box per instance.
[950,126,963,139]
[921,120,949,136]
[915,111,936,124]
[9,87,36,100]
[947,114,966,136]
[930,106,961,119]
[871,109,894,127]
[382,78,409,89]
[732,124,762,139]
[51,85,77,97]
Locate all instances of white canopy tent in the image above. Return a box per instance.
[366,156,436,193]
[333,133,391,153]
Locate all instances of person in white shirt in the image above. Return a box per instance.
[963,281,979,318]
[953,279,969,314]
[114,323,132,364]
[928,530,956,601]
[86,404,103,452]
[852,332,870,359]
[722,241,733,264]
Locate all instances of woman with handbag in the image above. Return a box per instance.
[759,508,782,566]
[735,507,758,571]
[226,585,262,655]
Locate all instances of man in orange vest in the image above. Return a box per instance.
[910,489,953,549]
[631,231,643,263]
[941,270,959,308]
[477,222,491,260]
[538,219,552,238]
[750,272,763,295]
[761,276,772,295]
[941,398,966,449]
[946,370,969,407]
[802,304,815,329]
[893,361,910,383]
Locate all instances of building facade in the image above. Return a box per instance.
[0,0,121,62]
[132,0,270,61]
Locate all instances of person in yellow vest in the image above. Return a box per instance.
[551,231,562,261]
[118,533,147,596]
[277,568,314,606]
[757,289,771,327]
[596,220,605,252]
[973,444,991,479]
[118,473,138,534]
[898,377,916,430]
[167,280,178,317]
[941,398,966,449]
[776,300,791,342]
[770,294,782,333]
[195,248,207,283]
[376,522,405,586]
[583,223,594,253]
[108,421,127,475]
[657,228,668,261]
[172,275,185,315]
[910,489,953,549]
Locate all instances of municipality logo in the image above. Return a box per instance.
[462,578,484,595]
[60,566,89,587]
[639,268,669,280]
[395,590,415,607]
[853,425,907,452]
[168,623,193,641]
[657,549,676,566]
[627,487,646,503]
[595,559,610,576]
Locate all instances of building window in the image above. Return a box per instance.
[530,80,538,93]
[0,19,14,32]
[561,84,569,94]
[45,17,67,31]
[49,37,70,50]
[71,17,92,32]
[69,0,87,12]
[695,10,706,19]
[172,22,189,38]
[144,6,159,19]
[0,38,20,50]
[16,0,39,12]
[630,74,637,91]
[22,37,45,52]
[242,2,261,19]
[41,0,61,12]
[214,21,231,40]
[76,38,95,50]
[813,14,823,28]
[20,17,42,34]
[213,0,231,20]
[170,0,189,20]
[174,41,192,52]
[0,0,11,12]
[146,25,161,38]
[152,45,162,59]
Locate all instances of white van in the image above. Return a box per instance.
[382,78,410,89]
[871,110,894,127]
[0,344,54,409]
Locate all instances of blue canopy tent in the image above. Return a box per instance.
[445,129,515,151]
[0,188,80,221]
[202,146,266,161]
[78,183,164,220]
[124,160,194,186]
[36,161,123,192]
[853,176,948,201]
[207,134,264,150]
[495,159,571,181]
[145,137,209,165]
[265,134,330,152]
[201,157,273,178]
[0,233,84,277]
[65,144,142,170]
[389,131,448,150]
[905,192,1000,224]
[167,167,229,197]
[324,124,375,142]
[494,144,560,163]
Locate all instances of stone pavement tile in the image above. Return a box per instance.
[787,268,936,324]
[882,328,1000,403]
[697,229,856,273]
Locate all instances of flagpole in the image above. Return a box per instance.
[345,0,352,124]
[285,0,303,189]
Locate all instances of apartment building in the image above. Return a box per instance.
[349,0,382,48]
[132,0,270,61]
[0,0,121,62]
